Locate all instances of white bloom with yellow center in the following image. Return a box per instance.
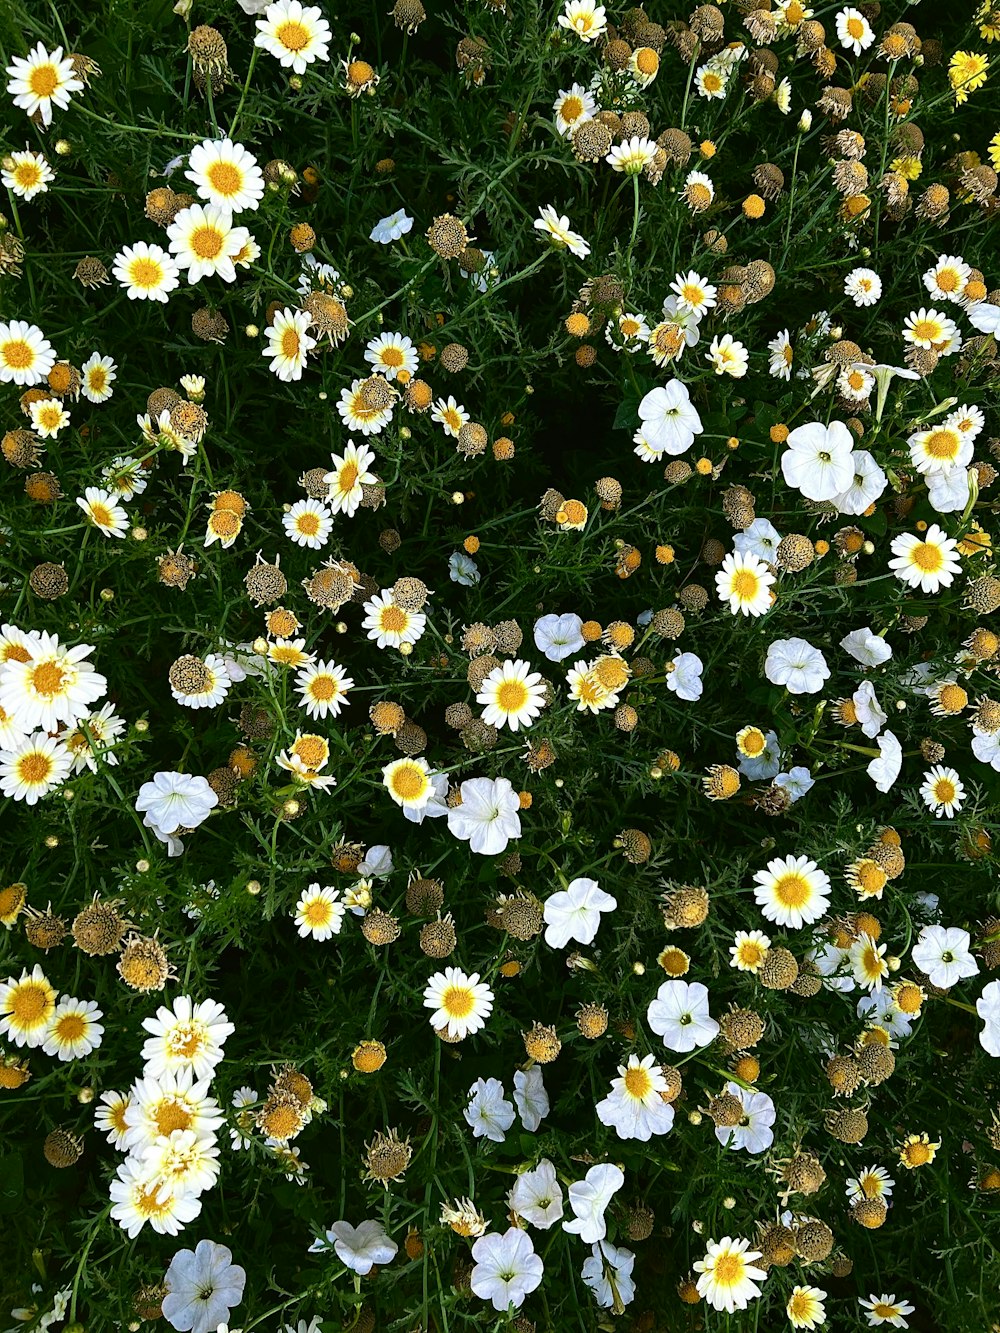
[836,7,874,54]
[787,1285,827,1330]
[671,270,717,319]
[695,63,728,98]
[693,1236,767,1313]
[556,0,607,43]
[324,439,377,516]
[167,203,250,284]
[42,996,104,1061]
[76,486,129,537]
[922,254,970,303]
[113,241,180,303]
[362,589,426,649]
[0,732,72,805]
[477,658,547,731]
[0,319,56,386]
[729,929,771,973]
[382,756,435,810]
[294,883,345,940]
[0,630,106,733]
[267,638,315,670]
[919,764,965,818]
[596,1054,675,1141]
[294,659,354,719]
[264,307,317,382]
[283,498,332,548]
[768,329,794,380]
[902,307,958,350]
[364,331,419,381]
[109,1155,203,1238]
[140,1128,220,1199]
[907,424,970,475]
[753,854,830,928]
[715,550,774,617]
[858,1293,915,1327]
[565,660,616,713]
[255,0,332,73]
[0,964,57,1047]
[847,1165,895,1202]
[28,396,70,439]
[605,136,657,175]
[430,394,470,438]
[1,149,53,200]
[889,525,960,593]
[533,205,590,259]
[82,352,117,403]
[337,380,395,436]
[423,966,494,1039]
[5,42,83,127]
[170,654,231,710]
[185,137,264,213]
[553,83,595,136]
[122,1071,223,1154]
[850,931,889,990]
[140,995,234,1080]
[96,1089,132,1149]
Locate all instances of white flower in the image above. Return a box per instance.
[695,63,728,98]
[362,589,425,649]
[868,731,902,792]
[5,42,83,127]
[562,1163,624,1243]
[606,136,657,175]
[264,308,316,382]
[903,307,958,350]
[775,767,814,802]
[735,518,782,564]
[42,996,104,1061]
[0,320,56,385]
[365,331,418,380]
[325,440,378,517]
[534,205,590,258]
[911,925,979,988]
[77,486,130,537]
[919,764,965,817]
[110,1157,202,1238]
[841,626,892,667]
[509,1159,564,1229]
[553,83,596,136]
[858,1294,915,1327]
[134,771,218,836]
[927,465,975,514]
[890,525,962,594]
[836,7,874,53]
[845,267,882,306]
[853,680,887,738]
[714,1082,775,1154]
[327,1220,397,1275]
[465,1077,516,1142]
[753,854,831,929]
[513,1066,549,1131]
[582,1241,636,1310]
[470,1229,544,1311]
[666,652,703,701]
[162,1239,246,1333]
[706,333,748,377]
[976,981,1000,1057]
[543,877,617,949]
[556,0,607,43]
[596,1053,675,1141]
[907,423,971,475]
[534,612,585,662]
[185,138,264,213]
[833,449,888,516]
[765,638,830,695]
[476,658,547,731]
[782,421,855,501]
[0,630,107,733]
[254,0,331,72]
[81,351,117,403]
[370,209,413,243]
[140,996,234,1080]
[447,776,521,855]
[294,884,345,940]
[768,329,794,380]
[2,150,53,200]
[449,551,480,585]
[694,1236,767,1313]
[787,1285,828,1330]
[716,551,774,618]
[849,932,888,991]
[637,380,703,455]
[423,966,494,1039]
[647,980,719,1052]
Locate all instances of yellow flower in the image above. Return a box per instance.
[989,130,1000,172]
[949,50,989,103]
[889,154,922,181]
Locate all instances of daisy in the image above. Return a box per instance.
[605,136,657,175]
[850,932,889,990]
[364,331,418,381]
[1,149,53,200]
[185,137,264,213]
[782,420,855,501]
[902,307,958,350]
[629,45,660,87]
[324,439,377,516]
[695,63,728,98]
[141,1128,221,1199]
[254,0,332,72]
[607,310,650,352]
[5,42,83,127]
[383,756,436,810]
[268,638,315,670]
[646,308,700,367]
[109,1156,203,1238]
[112,241,181,302]
[294,884,345,940]
[715,550,774,617]
[907,424,970,475]
[264,307,317,381]
[753,854,830,928]
[923,254,970,303]
[556,0,607,43]
[533,205,590,258]
[447,776,521,855]
[476,658,546,731]
[423,966,493,1039]
[283,498,332,548]
[0,732,71,805]
[337,379,394,435]
[647,979,719,1052]
[838,364,874,402]
[768,329,794,380]
[140,995,234,1080]
[553,83,595,136]
[730,930,771,973]
[889,526,960,593]
[96,1090,132,1149]
[836,7,874,54]
[81,352,117,403]
[919,765,965,818]
[294,659,353,718]
[859,1295,915,1328]
[682,169,715,211]
[0,965,56,1047]
[706,334,748,377]
[65,702,126,774]
[596,1053,675,1141]
[693,1237,766,1314]
[42,997,104,1061]
[847,1166,895,1202]
[362,589,426,649]
[787,1286,827,1330]
[0,320,56,386]
[945,402,984,441]
[28,397,69,440]
[167,203,250,284]
[169,653,231,709]
[844,267,882,306]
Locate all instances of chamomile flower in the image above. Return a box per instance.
[902,307,958,350]
[0,965,57,1047]
[140,995,234,1080]
[362,589,426,649]
[730,930,771,973]
[693,1237,766,1314]
[553,83,596,136]
[169,654,231,710]
[382,756,436,810]
[596,1054,675,1141]
[695,63,728,98]
[844,267,882,306]
[430,395,470,438]
[109,1155,202,1237]
[64,702,126,774]
[324,440,377,515]
[5,43,83,128]
[919,765,965,818]
[113,241,181,302]
[923,254,970,303]
[283,498,333,549]
[423,967,494,1039]
[0,320,56,386]
[337,379,395,435]
[533,205,590,259]
[264,308,317,381]
[850,932,889,990]
[364,331,418,381]
[907,424,970,475]
[557,0,607,43]
[185,137,264,213]
[476,659,547,731]
[671,270,717,318]
[859,1294,915,1327]
[605,136,657,174]
[706,334,748,377]
[81,352,117,403]
[889,526,961,593]
[294,659,353,718]
[753,854,831,929]
[847,1166,895,1202]
[254,0,332,73]
[95,1089,132,1148]
[787,1286,827,1330]
[715,550,775,617]
[838,365,874,402]
[42,997,104,1061]
[167,203,250,284]
[836,7,874,54]
[1,149,53,200]
[294,884,345,940]
[28,397,70,439]
[945,403,984,441]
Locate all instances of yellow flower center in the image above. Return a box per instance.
[281,327,301,361]
[207,160,243,198]
[731,569,760,601]
[89,502,113,527]
[703,72,722,92]
[2,339,33,369]
[190,225,225,260]
[295,510,320,536]
[304,897,333,926]
[739,941,766,967]
[623,1065,654,1099]
[925,429,959,459]
[29,64,59,97]
[10,982,51,1024]
[15,162,42,188]
[635,48,658,74]
[873,1303,898,1319]
[390,764,428,801]
[847,16,864,37]
[773,873,810,907]
[17,752,53,785]
[308,675,336,701]
[338,462,359,492]
[292,735,327,767]
[911,319,940,343]
[276,19,311,50]
[136,1184,174,1217]
[154,1101,195,1135]
[712,1252,745,1286]
[442,985,475,1018]
[89,368,107,391]
[30,660,66,697]
[380,346,404,367]
[129,257,164,289]
[933,777,956,804]
[379,605,407,634]
[912,542,943,572]
[55,1013,87,1042]
[496,680,529,714]
[562,95,584,122]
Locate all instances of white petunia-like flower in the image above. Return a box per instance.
[596,1053,675,1141]
[637,380,703,455]
[470,1229,544,1311]
[647,980,719,1052]
[534,612,585,662]
[326,1220,397,1275]
[563,1163,624,1243]
[582,1241,636,1310]
[447,776,521,854]
[509,1159,564,1229]
[162,1239,246,1333]
[853,679,887,739]
[370,209,413,243]
[868,731,902,792]
[465,1077,516,1142]
[666,652,703,702]
[134,771,218,837]
[782,421,855,501]
[714,1082,775,1154]
[976,981,1000,1057]
[513,1066,549,1132]
[841,626,892,667]
[735,518,782,564]
[543,877,617,949]
[764,638,830,695]
[911,925,979,989]
[832,449,888,516]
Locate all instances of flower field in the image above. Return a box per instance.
[2,0,1000,1329]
